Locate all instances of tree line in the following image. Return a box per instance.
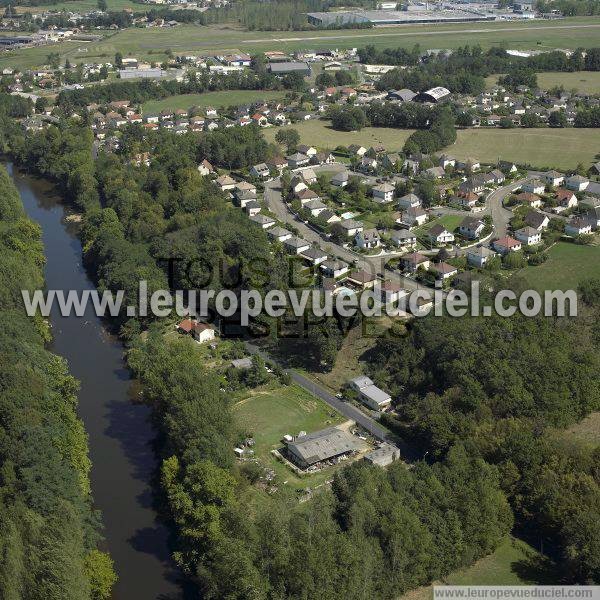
[370,289,600,583]
[0,164,116,599]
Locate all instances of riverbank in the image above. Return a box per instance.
[8,163,184,600]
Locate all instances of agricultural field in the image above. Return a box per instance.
[264,119,415,152]
[142,90,287,113]
[233,382,346,490]
[448,128,600,171]
[401,537,555,600]
[2,17,600,71]
[486,71,600,94]
[515,241,600,291]
[15,0,138,12]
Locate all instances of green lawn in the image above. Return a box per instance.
[448,128,600,171]
[421,214,465,232]
[15,0,138,11]
[516,241,600,290]
[264,120,414,152]
[4,17,600,70]
[486,71,600,94]
[401,537,555,600]
[142,90,286,113]
[233,383,345,490]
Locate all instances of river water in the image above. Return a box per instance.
[8,163,187,600]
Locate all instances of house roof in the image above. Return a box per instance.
[403,252,428,265]
[348,269,377,284]
[460,217,484,230]
[268,226,291,238]
[524,211,548,229]
[516,192,541,203]
[373,183,394,193]
[286,427,362,466]
[429,224,450,237]
[430,261,457,274]
[516,226,539,237]
[494,236,521,248]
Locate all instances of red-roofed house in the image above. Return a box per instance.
[492,236,522,255]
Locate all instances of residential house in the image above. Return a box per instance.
[489,169,506,184]
[267,226,293,242]
[305,199,328,217]
[346,270,377,289]
[249,214,275,229]
[267,156,287,173]
[378,280,407,305]
[424,166,445,179]
[235,190,257,208]
[466,246,496,268]
[297,144,317,157]
[348,376,392,411]
[459,217,485,239]
[348,144,367,157]
[451,192,478,209]
[524,211,549,231]
[543,170,565,187]
[429,261,458,280]
[521,178,546,195]
[312,151,335,165]
[250,163,270,179]
[390,229,417,249]
[296,188,320,205]
[499,161,518,174]
[319,209,341,224]
[300,246,328,265]
[176,319,215,344]
[244,201,262,217]
[492,236,522,254]
[359,156,378,172]
[401,206,428,227]
[287,152,310,169]
[355,229,381,249]
[584,206,600,230]
[215,174,236,191]
[381,153,402,171]
[565,175,589,192]
[197,159,214,176]
[331,171,349,187]
[372,183,394,204]
[284,236,311,255]
[438,154,456,169]
[555,188,578,211]
[565,218,592,237]
[427,224,455,245]
[320,259,349,278]
[514,226,542,246]
[515,192,543,209]
[456,157,480,172]
[398,193,421,210]
[339,219,364,237]
[402,252,430,273]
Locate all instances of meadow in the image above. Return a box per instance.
[486,71,600,94]
[263,119,415,152]
[233,382,345,490]
[515,241,600,291]
[2,17,600,71]
[449,128,600,171]
[142,90,286,113]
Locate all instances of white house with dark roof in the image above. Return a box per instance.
[543,170,564,187]
[524,211,549,231]
[391,229,417,249]
[339,219,364,237]
[355,228,380,249]
[521,178,545,195]
[565,218,592,237]
[459,217,485,240]
[428,224,455,245]
[493,236,522,254]
[402,206,427,227]
[372,183,394,204]
[284,236,311,255]
[331,171,349,187]
[267,226,292,242]
[565,175,589,192]
[397,193,421,210]
[429,261,458,280]
[250,163,270,179]
[466,246,496,268]
[514,226,542,246]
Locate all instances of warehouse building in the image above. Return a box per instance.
[269,62,311,77]
[416,86,451,103]
[306,9,495,27]
[364,443,401,467]
[285,427,363,469]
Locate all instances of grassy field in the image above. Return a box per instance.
[516,241,600,290]
[448,128,600,170]
[486,71,600,94]
[400,537,555,600]
[264,119,415,152]
[563,412,600,446]
[142,90,286,113]
[421,214,465,232]
[15,0,138,12]
[3,17,600,71]
[233,383,346,490]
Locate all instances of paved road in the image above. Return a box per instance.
[245,342,421,461]
[265,179,426,292]
[485,179,525,240]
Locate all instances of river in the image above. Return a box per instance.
[8,163,188,600]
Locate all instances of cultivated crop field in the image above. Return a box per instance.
[448,128,600,171]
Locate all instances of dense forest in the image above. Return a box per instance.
[0,165,115,599]
[371,296,600,583]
